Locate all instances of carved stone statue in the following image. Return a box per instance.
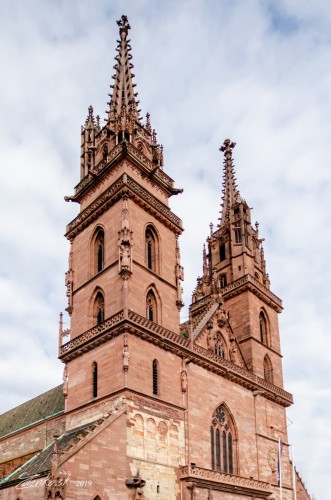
[181,369,188,392]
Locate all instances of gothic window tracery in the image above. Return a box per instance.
[210,404,236,474]
[263,355,274,384]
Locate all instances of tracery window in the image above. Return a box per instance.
[263,355,274,384]
[211,404,236,474]
[94,291,105,325]
[146,290,157,322]
[92,361,98,398]
[259,310,269,345]
[152,359,159,395]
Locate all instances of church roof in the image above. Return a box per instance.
[0,385,64,438]
[0,420,96,487]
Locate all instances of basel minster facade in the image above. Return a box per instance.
[0,16,311,500]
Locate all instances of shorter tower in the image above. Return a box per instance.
[191,139,283,387]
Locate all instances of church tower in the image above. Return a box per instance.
[54,15,297,500]
[191,139,284,386]
[59,15,184,414]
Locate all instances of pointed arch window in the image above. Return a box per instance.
[146,290,157,323]
[92,361,98,398]
[259,310,269,346]
[152,359,159,395]
[102,144,108,161]
[210,404,236,474]
[263,355,274,384]
[94,291,105,326]
[234,222,242,244]
[145,226,158,272]
[92,228,105,274]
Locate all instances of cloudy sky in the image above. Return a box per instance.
[0,0,330,497]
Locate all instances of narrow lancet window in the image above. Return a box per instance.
[92,361,98,398]
[94,292,105,326]
[146,290,157,322]
[145,225,159,272]
[93,228,105,274]
[152,359,158,395]
[259,311,268,345]
[263,355,274,384]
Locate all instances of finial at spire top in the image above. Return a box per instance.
[220,138,236,156]
[117,15,131,38]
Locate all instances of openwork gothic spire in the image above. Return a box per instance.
[219,139,241,227]
[108,15,140,121]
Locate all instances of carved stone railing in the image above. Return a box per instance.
[190,295,211,314]
[222,274,282,310]
[59,310,125,356]
[127,310,190,347]
[193,344,293,404]
[59,309,190,358]
[180,466,271,493]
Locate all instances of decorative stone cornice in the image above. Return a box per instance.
[180,465,272,498]
[192,274,282,313]
[58,309,293,407]
[223,273,282,311]
[65,173,183,240]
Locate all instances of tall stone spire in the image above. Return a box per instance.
[108,15,140,122]
[219,139,241,228]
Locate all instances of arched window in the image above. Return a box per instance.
[94,291,105,325]
[152,359,158,395]
[92,362,98,398]
[210,404,236,474]
[94,496,101,500]
[92,228,105,274]
[263,355,274,384]
[259,310,269,345]
[146,290,157,322]
[102,144,108,160]
[145,226,158,272]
